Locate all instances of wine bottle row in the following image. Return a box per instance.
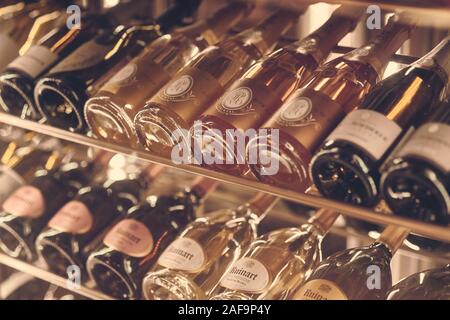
[0,137,448,300]
[1,1,448,228]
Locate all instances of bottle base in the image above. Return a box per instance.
[0,74,37,120]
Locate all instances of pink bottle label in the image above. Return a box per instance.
[2,186,45,219]
[103,219,153,258]
[48,201,94,234]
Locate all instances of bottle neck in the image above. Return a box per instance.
[307,209,340,235]
[413,35,450,85]
[244,193,279,221]
[233,10,299,57]
[178,2,253,46]
[376,225,410,254]
[346,16,414,77]
[289,9,361,64]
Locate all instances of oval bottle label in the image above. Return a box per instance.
[220,257,270,293]
[293,279,348,300]
[2,186,45,219]
[48,201,94,234]
[158,237,206,272]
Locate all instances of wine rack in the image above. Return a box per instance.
[1,0,450,301]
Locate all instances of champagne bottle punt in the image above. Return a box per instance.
[0,13,109,120]
[0,160,93,262]
[134,10,300,157]
[34,2,198,133]
[387,264,450,300]
[291,225,409,300]
[210,209,339,300]
[194,6,362,176]
[142,193,278,300]
[0,0,64,71]
[247,14,414,193]
[380,100,450,225]
[311,34,449,208]
[86,177,218,300]
[84,2,253,148]
[35,165,165,279]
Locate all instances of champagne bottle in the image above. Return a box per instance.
[247,14,414,192]
[134,10,301,157]
[291,226,409,300]
[0,0,63,70]
[0,13,109,120]
[86,177,218,300]
[142,193,278,300]
[0,160,93,261]
[84,2,253,148]
[35,2,198,133]
[210,209,339,300]
[311,35,449,207]
[195,7,362,176]
[35,165,165,279]
[0,136,61,204]
[387,265,450,300]
[380,100,450,225]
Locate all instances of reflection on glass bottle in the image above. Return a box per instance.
[86,177,218,300]
[142,193,278,300]
[134,10,301,157]
[247,14,414,193]
[291,226,409,300]
[194,6,362,176]
[84,2,254,147]
[210,209,339,300]
[311,35,449,207]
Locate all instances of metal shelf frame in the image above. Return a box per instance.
[1,112,450,243]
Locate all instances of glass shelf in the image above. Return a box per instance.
[1,112,450,243]
[0,254,113,300]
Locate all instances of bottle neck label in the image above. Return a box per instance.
[327,109,402,160]
[0,165,25,204]
[2,185,45,219]
[50,39,111,74]
[8,45,58,79]
[271,87,345,152]
[220,257,270,293]
[48,200,94,234]
[397,122,450,174]
[103,218,154,258]
[293,279,348,300]
[0,34,19,71]
[157,237,206,272]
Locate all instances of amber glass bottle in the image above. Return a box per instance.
[246,14,414,192]
[134,10,300,157]
[84,2,253,148]
[194,7,362,176]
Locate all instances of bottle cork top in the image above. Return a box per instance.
[377,225,410,254]
[307,208,340,234]
[247,192,279,219]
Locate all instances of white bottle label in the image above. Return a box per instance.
[219,87,253,111]
[8,45,58,78]
[107,63,138,86]
[220,258,270,293]
[158,237,206,272]
[162,75,194,98]
[293,279,348,300]
[0,166,25,204]
[0,34,19,71]
[398,122,450,173]
[327,110,402,160]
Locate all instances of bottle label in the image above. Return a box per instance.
[157,237,206,272]
[2,186,45,219]
[8,45,58,78]
[293,279,348,300]
[48,201,94,234]
[50,39,111,73]
[0,34,19,70]
[220,258,270,293]
[0,166,25,204]
[398,122,450,173]
[152,66,223,120]
[327,110,402,160]
[103,219,153,258]
[269,87,345,151]
[107,63,138,86]
[212,77,283,128]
